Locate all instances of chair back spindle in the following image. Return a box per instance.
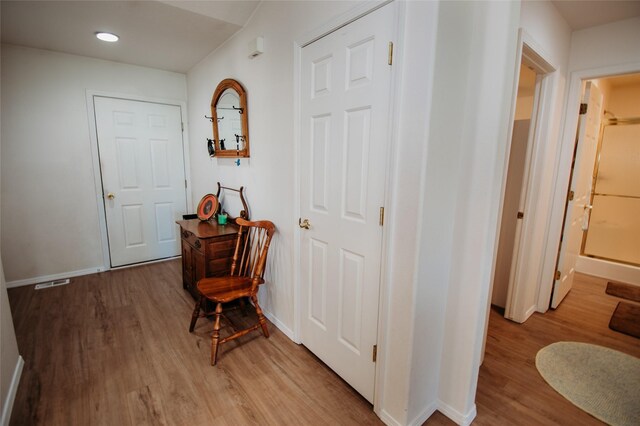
[229,219,275,291]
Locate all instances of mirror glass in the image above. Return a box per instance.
[211,79,249,157]
[216,89,243,151]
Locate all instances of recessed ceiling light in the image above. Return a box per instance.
[96,32,119,42]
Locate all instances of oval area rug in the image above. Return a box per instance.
[536,342,640,426]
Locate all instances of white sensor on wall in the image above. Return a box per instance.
[248,36,264,58]
[96,32,119,42]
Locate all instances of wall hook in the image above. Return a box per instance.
[205,115,214,122]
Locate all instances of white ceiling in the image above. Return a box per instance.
[2,1,640,74]
[551,0,640,30]
[1,0,260,73]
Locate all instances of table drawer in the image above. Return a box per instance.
[206,237,236,258]
[181,229,203,252]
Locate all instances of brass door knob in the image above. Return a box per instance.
[298,218,311,229]
[107,192,116,200]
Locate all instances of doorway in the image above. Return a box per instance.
[297,3,396,403]
[491,62,537,312]
[93,96,188,267]
[489,39,554,324]
[551,72,640,305]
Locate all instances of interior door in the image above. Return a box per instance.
[299,4,395,402]
[94,96,187,267]
[551,82,603,308]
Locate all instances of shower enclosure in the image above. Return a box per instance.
[582,117,640,266]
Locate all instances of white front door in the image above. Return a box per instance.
[94,96,187,267]
[551,82,603,308]
[299,4,395,402]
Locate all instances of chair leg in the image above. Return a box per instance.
[211,302,223,366]
[189,297,202,332]
[251,295,270,338]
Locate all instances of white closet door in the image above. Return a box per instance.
[299,4,395,402]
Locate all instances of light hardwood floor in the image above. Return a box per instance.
[8,259,381,425]
[8,263,639,425]
[425,273,640,425]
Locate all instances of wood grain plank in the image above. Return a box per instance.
[8,259,379,426]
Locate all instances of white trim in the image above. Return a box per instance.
[6,267,104,288]
[575,256,640,286]
[292,31,303,345]
[85,90,192,271]
[378,409,402,426]
[263,310,296,342]
[499,29,557,322]
[292,0,402,415]
[408,400,439,426]
[374,0,409,416]
[437,400,477,426]
[1,356,24,426]
[539,60,640,312]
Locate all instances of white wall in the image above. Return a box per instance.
[186,0,363,337]
[568,17,640,73]
[434,1,520,422]
[1,45,187,285]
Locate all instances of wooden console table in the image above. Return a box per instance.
[176,219,238,299]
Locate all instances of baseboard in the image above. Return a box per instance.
[377,409,403,426]
[1,356,24,426]
[408,400,439,426]
[263,310,296,342]
[437,400,476,426]
[524,304,537,320]
[6,267,105,288]
[576,256,640,286]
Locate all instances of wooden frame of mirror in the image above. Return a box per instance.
[211,79,250,158]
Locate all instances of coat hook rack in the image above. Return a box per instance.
[205,114,214,122]
[207,138,215,157]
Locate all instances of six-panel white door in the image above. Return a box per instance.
[94,97,187,267]
[552,82,603,308]
[299,4,395,402]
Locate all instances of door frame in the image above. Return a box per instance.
[85,90,193,270]
[486,29,556,324]
[539,60,640,310]
[291,0,401,410]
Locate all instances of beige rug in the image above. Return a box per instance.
[536,342,640,426]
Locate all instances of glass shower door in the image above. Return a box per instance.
[582,120,640,266]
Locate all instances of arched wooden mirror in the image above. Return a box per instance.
[211,79,249,158]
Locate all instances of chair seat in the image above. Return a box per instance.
[196,276,265,303]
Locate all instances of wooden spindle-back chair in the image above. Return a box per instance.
[189,218,275,365]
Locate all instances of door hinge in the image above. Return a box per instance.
[568,190,574,201]
[185,179,187,189]
[517,211,524,219]
[379,207,385,226]
[181,122,185,132]
[372,344,377,362]
[555,270,561,280]
[579,103,588,115]
[388,42,393,66]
